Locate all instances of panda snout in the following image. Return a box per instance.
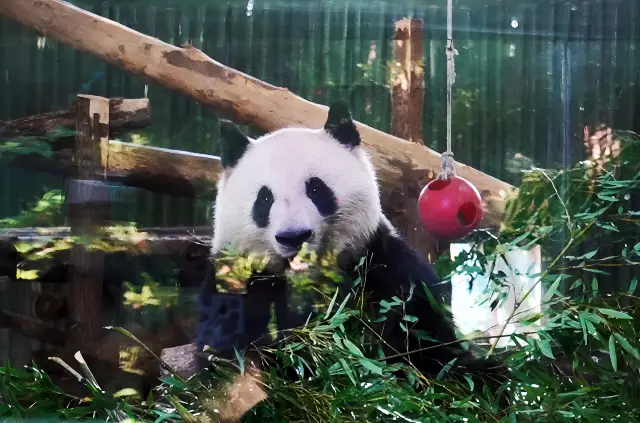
[275,229,313,249]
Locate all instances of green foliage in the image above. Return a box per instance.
[1,189,158,286]
[0,189,65,228]
[0,127,75,164]
[122,273,180,310]
[2,189,153,256]
[0,137,53,160]
[3,134,640,421]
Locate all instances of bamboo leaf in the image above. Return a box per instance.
[436,357,458,379]
[543,275,563,302]
[324,288,340,319]
[339,358,357,386]
[359,358,384,376]
[597,193,618,202]
[599,309,633,320]
[330,293,351,322]
[578,314,588,344]
[613,333,640,360]
[609,335,618,371]
[234,347,245,375]
[536,339,555,359]
[576,249,598,260]
[342,339,364,357]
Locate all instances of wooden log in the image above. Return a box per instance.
[0,97,151,141]
[67,94,110,351]
[105,140,221,199]
[9,145,218,201]
[12,138,504,229]
[108,98,152,136]
[0,108,73,140]
[0,0,514,227]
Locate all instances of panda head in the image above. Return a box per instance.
[212,101,384,261]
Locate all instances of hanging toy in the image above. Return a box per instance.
[417,0,483,241]
[417,156,483,241]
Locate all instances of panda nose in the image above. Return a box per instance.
[275,229,313,249]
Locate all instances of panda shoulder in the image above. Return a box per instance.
[358,220,443,296]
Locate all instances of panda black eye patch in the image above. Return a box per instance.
[306,177,338,216]
[252,185,274,228]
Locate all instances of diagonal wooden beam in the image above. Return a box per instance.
[0,0,516,227]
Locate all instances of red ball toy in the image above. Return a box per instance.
[417,175,483,241]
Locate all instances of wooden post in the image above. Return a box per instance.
[67,95,110,352]
[386,18,448,265]
[390,18,425,144]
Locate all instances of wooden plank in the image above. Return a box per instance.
[105,140,222,196]
[67,94,110,351]
[9,141,220,201]
[0,0,515,227]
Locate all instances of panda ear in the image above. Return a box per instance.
[324,100,361,149]
[219,120,251,169]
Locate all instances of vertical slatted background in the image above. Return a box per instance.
[0,0,638,227]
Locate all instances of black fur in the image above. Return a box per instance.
[305,176,338,216]
[252,185,274,228]
[324,100,360,149]
[339,223,455,372]
[196,260,309,364]
[219,120,251,169]
[340,223,509,390]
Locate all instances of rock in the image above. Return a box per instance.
[160,343,199,379]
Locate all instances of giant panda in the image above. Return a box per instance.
[196,101,508,392]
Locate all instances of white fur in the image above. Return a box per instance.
[212,127,384,259]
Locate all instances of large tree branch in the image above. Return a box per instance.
[0,0,515,226]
